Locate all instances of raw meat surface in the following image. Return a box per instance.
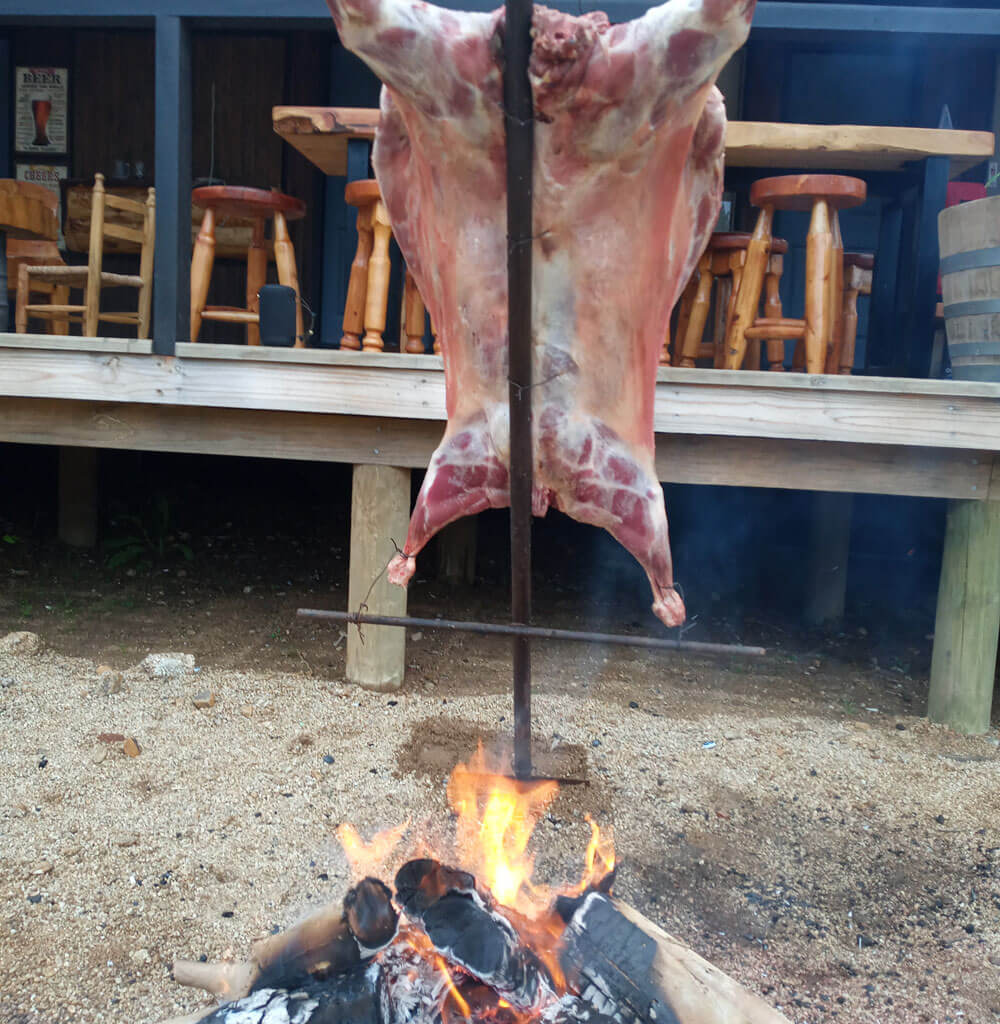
[326,0,755,626]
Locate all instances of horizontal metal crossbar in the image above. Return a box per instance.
[297,608,766,657]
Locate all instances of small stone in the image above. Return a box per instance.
[37,756,48,769]
[0,631,41,655]
[27,893,42,904]
[129,949,151,965]
[92,745,108,764]
[122,738,141,758]
[240,704,254,718]
[895,723,906,731]
[138,652,195,680]
[29,861,53,876]
[988,955,1000,966]
[99,673,125,696]
[629,700,639,709]
[411,631,423,641]
[935,814,945,824]
[322,754,334,765]
[192,691,216,710]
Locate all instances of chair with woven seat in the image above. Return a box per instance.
[722,174,867,373]
[15,173,155,338]
[190,185,305,346]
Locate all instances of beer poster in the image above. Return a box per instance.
[15,67,68,155]
[15,163,68,246]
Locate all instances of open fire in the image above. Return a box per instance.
[165,749,787,1024]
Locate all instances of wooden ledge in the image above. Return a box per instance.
[175,342,442,370]
[0,333,153,355]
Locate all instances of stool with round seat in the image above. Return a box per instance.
[671,232,790,370]
[723,174,867,373]
[190,186,306,346]
[341,178,430,353]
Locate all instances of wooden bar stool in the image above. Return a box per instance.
[342,178,432,353]
[190,186,306,346]
[835,252,874,374]
[724,174,867,373]
[672,232,789,370]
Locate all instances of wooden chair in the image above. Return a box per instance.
[190,185,305,346]
[670,232,789,370]
[721,174,867,373]
[15,173,155,338]
[341,178,432,353]
[5,181,69,335]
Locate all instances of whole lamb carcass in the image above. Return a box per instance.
[327,0,755,626]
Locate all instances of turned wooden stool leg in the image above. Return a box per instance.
[824,212,845,374]
[190,205,216,342]
[342,205,373,350]
[403,269,426,354]
[803,198,833,375]
[678,253,712,367]
[664,273,697,365]
[246,217,267,347]
[14,264,30,334]
[839,264,864,375]
[724,205,773,370]
[712,273,733,369]
[363,199,392,352]
[764,253,785,371]
[273,210,304,347]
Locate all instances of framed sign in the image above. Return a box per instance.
[15,163,68,246]
[15,67,69,155]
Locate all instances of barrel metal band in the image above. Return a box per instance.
[939,246,1000,276]
[942,298,1000,319]
[947,341,1000,357]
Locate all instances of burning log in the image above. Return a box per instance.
[170,877,397,1005]
[395,859,554,1011]
[560,894,790,1024]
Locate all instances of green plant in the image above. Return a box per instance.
[19,600,33,618]
[103,494,194,571]
[2,533,19,545]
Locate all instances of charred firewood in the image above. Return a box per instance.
[560,894,790,1024]
[172,877,397,1004]
[394,859,553,1011]
[190,968,381,1024]
[553,868,617,924]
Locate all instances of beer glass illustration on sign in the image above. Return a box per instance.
[31,96,52,147]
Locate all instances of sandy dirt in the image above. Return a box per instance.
[1,546,999,1024]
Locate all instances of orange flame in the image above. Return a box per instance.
[336,820,409,881]
[335,744,615,1011]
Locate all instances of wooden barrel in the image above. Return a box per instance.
[938,196,1000,381]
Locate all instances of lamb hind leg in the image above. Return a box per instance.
[541,421,685,628]
[388,416,509,586]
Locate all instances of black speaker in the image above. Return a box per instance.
[258,284,297,347]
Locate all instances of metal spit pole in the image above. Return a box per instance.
[504,0,535,779]
[298,608,768,657]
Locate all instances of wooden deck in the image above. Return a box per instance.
[1,334,998,729]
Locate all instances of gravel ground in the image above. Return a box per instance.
[1,626,999,1024]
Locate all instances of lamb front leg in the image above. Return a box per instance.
[388,411,510,586]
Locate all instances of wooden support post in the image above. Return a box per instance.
[153,15,192,355]
[436,516,477,584]
[804,491,853,626]
[346,464,411,691]
[928,499,1000,734]
[58,446,98,548]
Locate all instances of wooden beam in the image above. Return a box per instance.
[346,463,411,691]
[928,499,1000,734]
[0,399,996,503]
[3,346,1000,450]
[153,15,191,355]
[803,492,853,626]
